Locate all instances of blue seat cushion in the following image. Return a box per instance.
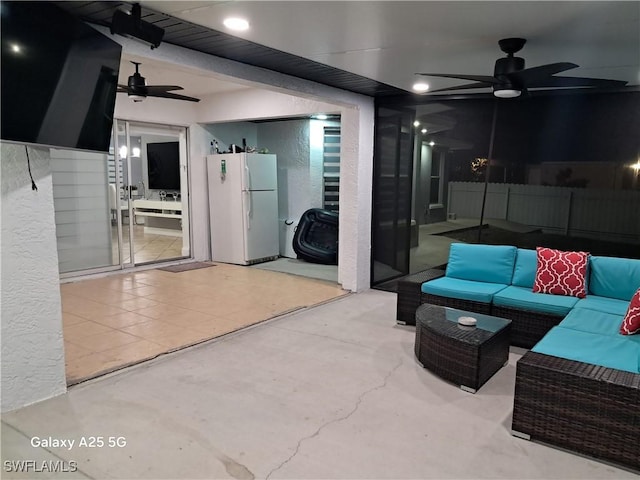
[446,243,517,284]
[492,285,578,316]
[421,277,507,304]
[574,296,630,316]
[511,248,537,288]
[588,256,640,301]
[559,308,634,338]
[533,326,640,374]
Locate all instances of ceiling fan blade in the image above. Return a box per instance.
[147,91,200,102]
[428,81,495,93]
[144,85,185,94]
[508,62,578,83]
[524,76,628,89]
[416,73,499,84]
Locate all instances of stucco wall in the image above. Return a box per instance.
[1,143,67,412]
[257,119,312,221]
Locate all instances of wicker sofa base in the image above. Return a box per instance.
[420,293,492,315]
[512,351,640,472]
[396,269,445,325]
[490,305,562,349]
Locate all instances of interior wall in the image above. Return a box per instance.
[1,142,67,412]
[203,122,258,154]
[257,119,312,222]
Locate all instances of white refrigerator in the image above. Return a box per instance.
[207,153,279,265]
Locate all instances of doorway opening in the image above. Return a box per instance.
[111,120,190,269]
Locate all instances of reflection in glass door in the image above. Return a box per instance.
[112,120,190,267]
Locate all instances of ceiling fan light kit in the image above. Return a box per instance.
[416,37,627,98]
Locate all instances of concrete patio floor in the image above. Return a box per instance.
[1,290,634,479]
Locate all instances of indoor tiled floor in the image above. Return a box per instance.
[61,264,347,385]
[111,223,184,264]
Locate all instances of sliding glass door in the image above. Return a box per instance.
[54,119,190,277]
[112,120,190,267]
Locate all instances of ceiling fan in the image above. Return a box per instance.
[417,38,627,98]
[117,61,201,102]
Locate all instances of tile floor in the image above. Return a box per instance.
[61,263,348,385]
[111,224,184,264]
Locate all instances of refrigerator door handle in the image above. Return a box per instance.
[244,161,251,191]
[245,190,251,229]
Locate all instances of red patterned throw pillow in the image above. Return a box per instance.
[620,288,640,335]
[533,247,589,298]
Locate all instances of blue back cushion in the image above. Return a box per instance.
[589,256,640,301]
[421,277,508,304]
[511,248,537,288]
[446,243,517,284]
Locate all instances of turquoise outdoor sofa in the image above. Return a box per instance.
[419,243,640,348]
[407,242,640,471]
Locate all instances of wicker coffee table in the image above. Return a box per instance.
[414,304,512,393]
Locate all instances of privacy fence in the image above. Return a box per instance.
[447,182,640,244]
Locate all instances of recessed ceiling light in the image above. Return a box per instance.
[413,120,420,127]
[223,17,250,31]
[429,141,435,147]
[421,128,427,134]
[412,82,430,93]
[11,43,21,53]
[314,114,328,120]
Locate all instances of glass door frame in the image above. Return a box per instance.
[113,118,191,268]
[111,119,134,268]
[58,119,191,280]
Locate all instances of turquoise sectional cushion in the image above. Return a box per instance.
[511,248,537,288]
[492,285,578,316]
[588,256,640,301]
[559,308,633,338]
[532,327,640,374]
[421,277,508,304]
[574,296,630,316]
[445,243,517,284]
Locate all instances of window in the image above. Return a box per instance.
[430,151,443,206]
[323,127,340,212]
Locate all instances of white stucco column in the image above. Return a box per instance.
[336,105,374,291]
[1,143,67,412]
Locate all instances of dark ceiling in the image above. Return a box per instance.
[54,1,409,98]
